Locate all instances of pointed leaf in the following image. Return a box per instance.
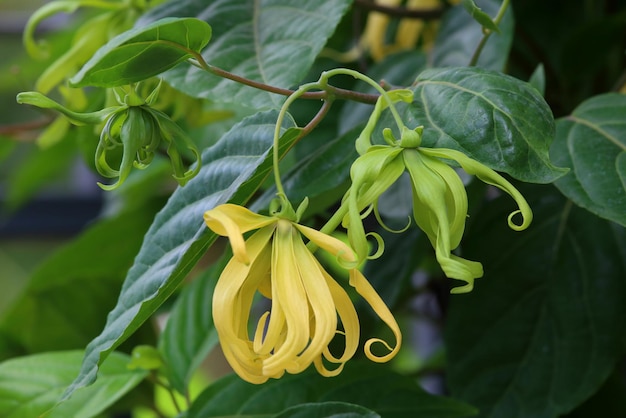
[0,350,146,418]
[446,185,626,418]
[407,66,567,183]
[188,363,477,418]
[70,17,212,87]
[140,0,353,109]
[433,0,513,71]
[63,112,298,400]
[0,206,157,354]
[158,259,224,394]
[551,93,626,226]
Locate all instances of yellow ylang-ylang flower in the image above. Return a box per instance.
[204,199,401,384]
[342,90,532,294]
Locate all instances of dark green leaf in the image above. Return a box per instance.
[551,93,626,226]
[0,207,157,354]
[158,259,225,394]
[433,0,513,71]
[273,402,379,418]
[407,66,568,183]
[461,0,500,33]
[528,64,546,96]
[63,112,298,400]
[5,135,76,211]
[0,350,146,418]
[188,363,477,418]
[140,0,353,109]
[70,17,212,87]
[446,185,626,418]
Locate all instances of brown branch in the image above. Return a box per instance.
[0,118,51,140]
[354,0,446,19]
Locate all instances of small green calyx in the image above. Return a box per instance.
[269,194,308,223]
[399,126,423,148]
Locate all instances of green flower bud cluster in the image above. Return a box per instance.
[17,84,201,190]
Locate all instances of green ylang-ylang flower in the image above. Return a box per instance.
[204,196,401,384]
[16,84,200,190]
[342,90,532,294]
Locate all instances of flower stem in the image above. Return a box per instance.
[468,0,510,66]
[320,68,406,133]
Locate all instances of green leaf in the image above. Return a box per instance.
[528,63,546,96]
[0,350,146,418]
[461,0,500,33]
[446,185,626,418]
[158,259,224,394]
[407,66,568,183]
[433,0,513,71]
[70,17,212,87]
[273,402,380,418]
[551,93,626,226]
[63,111,298,400]
[140,0,353,109]
[188,363,477,418]
[5,135,76,211]
[0,207,157,354]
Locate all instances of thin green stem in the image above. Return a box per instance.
[272,82,323,196]
[468,0,510,66]
[320,68,406,132]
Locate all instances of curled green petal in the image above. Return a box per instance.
[16,91,116,125]
[155,111,202,186]
[420,147,533,231]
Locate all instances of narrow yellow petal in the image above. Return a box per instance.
[296,223,357,264]
[349,269,401,363]
[289,236,337,371]
[212,227,274,384]
[204,204,276,263]
[262,220,310,376]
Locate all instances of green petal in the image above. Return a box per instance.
[403,149,483,293]
[16,91,116,125]
[343,146,404,261]
[203,204,276,264]
[420,147,533,231]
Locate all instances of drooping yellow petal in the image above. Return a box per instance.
[290,235,338,371]
[262,220,310,377]
[420,147,533,231]
[349,269,401,363]
[212,227,274,384]
[315,269,361,376]
[204,204,277,263]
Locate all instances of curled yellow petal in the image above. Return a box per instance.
[204,204,276,263]
[349,269,401,363]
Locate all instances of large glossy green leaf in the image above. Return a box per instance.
[551,93,626,226]
[446,185,626,418]
[140,0,353,109]
[0,350,146,418]
[70,17,212,87]
[63,111,298,400]
[433,0,513,71]
[0,207,157,355]
[188,363,477,418]
[158,259,224,394]
[405,67,567,183]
